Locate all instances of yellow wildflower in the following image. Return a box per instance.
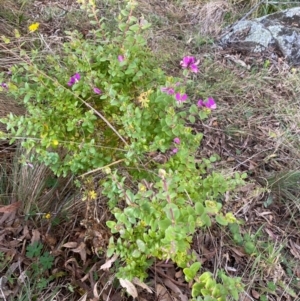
[88,190,97,200]
[103,167,111,174]
[52,139,59,147]
[28,23,40,33]
[137,89,152,108]
[44,213,51,219]
[138,183,146,192]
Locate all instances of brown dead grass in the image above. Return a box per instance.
[192,0,233,36]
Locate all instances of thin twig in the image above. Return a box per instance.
[79,159,125,177]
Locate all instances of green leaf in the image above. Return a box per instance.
[205,200,220,214]
[24,93,31,103]
[140,20,152,30]
[244,241,256,254]
[40,252,54,270]
[129,24,140,33]
[215,214,228,226]
[189,104,198,114]
[199,271,212,282]
[231,289,239,300]
[120,9,129,16]
[209,155,217,162]
[189,115,196,123]
[118,23,126,32]
[192,283,203,298]
[267,281,276,292]
[184,268,195,282]
[183,262,201,281]
[132,249,141,258]
[199,110,208,120]
[158,219,171,230]
[26,242,43,258]
[107,247,115,258]
[106,221,116,229]
[164,203,180,220]
[201,214,211,227]
[136,239,146,252]
[225,212,237,223]
[195,202,204,215]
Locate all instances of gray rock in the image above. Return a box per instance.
[218,7,300,65]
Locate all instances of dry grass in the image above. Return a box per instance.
[191,0,233,36]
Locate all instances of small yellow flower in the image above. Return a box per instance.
[138,183,146,192]
[88,190,97,200]
[52,139,59,147]
[137,89,152,108]
[28,22,40,33]
[44,213,51,219]
[103,167,111,174]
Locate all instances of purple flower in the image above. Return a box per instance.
[118,55,124,62]
[197,99,205,107]
[93,87,102,94]
[175,93,188,103]
[172,148,178,154]
[197,97,216,110]
[26,162,34,169]
[180,56,199,73]
[173,137,180,144]
[206,97,217,109]
[67,73,81,86]
[1,83,8,89]
[161,87,175,95]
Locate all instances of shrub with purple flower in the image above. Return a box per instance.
[67,73,81,86]
[161,87,175,95]
[173,137,181,144]
[175,93,188,103]
[0,4,245,296]
[180,56,199,73]
[197,97,217,110]
[93,87,102,94]
[1,83,8,89]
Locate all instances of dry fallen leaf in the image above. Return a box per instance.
[93,280,100,299]
[0,202,21,213]
[119,278,138,298]
[71,242,87,263]
[43,234,57,247]
[264,228,278,240]
[230,247,246,257]
[132,277,153,293]
[0,201,19,226]
[31,229,41,244]
[289,240,300,259]
[77,293,88,301]
[100,254,118,271]
[251,289,260,299]
[62,242,78,248]
[156,284,172,301]
[164,279,188,301]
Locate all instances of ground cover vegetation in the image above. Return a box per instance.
[0,0,300,300]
